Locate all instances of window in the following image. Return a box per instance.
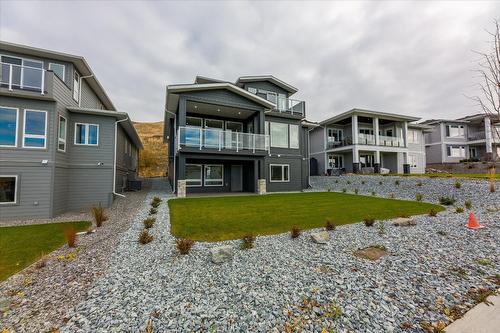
[58,115,67,152]
[386,129,393,137]
[270,164,290,182]
[446,125,465,138]
[469,147,477,158]
[0,106,18,147]
[0,176,17,204]
[270,122,289,148]
[204,165,223,186]
[327,128,343,143]
[409,154,418,168]
[74,123,99,145]
[23,110,47,148]
[289,124,299,148]
[407,129,419,144]
[49,63,65,81]
[226,121,243,132]
[328,155,343,169]
[186,164,202,187]
[447,146,465,157]
[186,117,202,127]
[73,71,80,102]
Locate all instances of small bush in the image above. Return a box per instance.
[439,196,455,205]
[139,230,153,244]
[35,255,47,269]
[437,230,447,236]
[395,180,400,186]
[371,191,376,196]
[354,188,359,194]
[465,200,472,209]
[64,226,77,248]
[361,181,366,185]
[327,188,331,192]
[454,181,462,189]
[346,180,351,184]
[335,180,339,184]
[241,234,256,249]
[489,182,496,193]
[455,207,464,213]
[416,192,423,202]
[429,208,438,217]
[176,238,194,255]
[325,219,336,231]
[476,258,492,266]
[416,181,423,186]
[342,188,347,193]
[91,203,108,227]
[388,193,395,199]
[290,226,301,239]
[143,217,156,229]
[149,207,158,215]
[150,201,160,208]
[152,196,162,204]
[363,216,375,227]
[379,181,383,185]
[378,221,386,236]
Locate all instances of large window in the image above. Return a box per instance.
[0,106,18,147]
[0,176,17,204]
[73,71,80,102]
[204,165,224,186]
[49,63,65,81]
[23,110,47,148]
[289,124,299,148]
[327,128,343,143]
[75,123,99,146]
[270,122,289,148]
[328,154,343,169]
[407,129,419,144]
[58,115,67,152]
[446,125,465,138]
[447,145,465,157]
[186,164,202,187]
[270,164,289,182]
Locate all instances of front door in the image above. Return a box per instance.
[231,165,243,192]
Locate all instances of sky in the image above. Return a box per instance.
[1,1,498,122]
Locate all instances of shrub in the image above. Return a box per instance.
[342,188,347,193]
[335,180,339,184]
[354,188,359,194]
[417,181,423,186]
[361,181,366,184]
[346,180,351,184]
[325,219,336,231]
[379,181,383,185]
[388,193,395,199]
[465,200,472,209]
[35,255,48,269]
[176,238,194,255]
[416,192,423,202]
[152,196,162,204]
[327,188,331,192]
[437,230,447,236]
[429,208,438,217]
[454,181,462,189]
[439,196,455,205]
[378,221,386,236]
[456,207,464,213]
[91,203,108,227]
[149,207,158,215]
[395,180,400,186]
[290,226,301,239]
[241,234,256,249]
[489,182,496,193]
[64,226,77,248]
[371,191,376,196]
[150,201,160,208]
[363,216,375,227]
[139,230,153,244]
[143,217,156,229]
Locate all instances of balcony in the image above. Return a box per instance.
[378,135,404,147]
[1,62,47,95]
[358,133,376,145]
[274,97,305,116]
[177,126,269,153]
[326,134,404,149]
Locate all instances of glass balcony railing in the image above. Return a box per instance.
[177,126,269,153]
[0,62,46,94]
[378,135,404,147]
[275,97,305,116]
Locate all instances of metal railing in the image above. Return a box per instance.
[468,131,486,141]
[326,135,404,148]
[378,135,404,147]
[275,96,305,116]
[177,126,269,153]
[0,62,45,94]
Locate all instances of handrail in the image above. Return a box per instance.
[1,62,45,94]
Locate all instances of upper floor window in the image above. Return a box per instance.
[58,115,67,152]
[289,124,299,148]
[49,63,65,81]
[0,106,18,147]
[186,116,202,127]
[268,121,299,149]
[73,71,80,102]
[327,128,343,143]
[75,123,99,146]
[23,109,47,149]
[446,125,464,138]
[407,129,419,144]
[359,128,374,135]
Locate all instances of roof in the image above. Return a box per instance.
[420,119,470,125]
[0,40,116,111]
[320,108,420,125]
[67,107,143,149]
[236,75,298,94]
[166,82,275,112]
[194,76,229,84]
[408,123,434,132]
[301,120,320,128]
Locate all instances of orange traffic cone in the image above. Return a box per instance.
[466,212,484,230]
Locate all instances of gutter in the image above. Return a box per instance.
[113,117,129,198]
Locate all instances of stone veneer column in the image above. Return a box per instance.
[177,180,186,198]
[258,179,266,195]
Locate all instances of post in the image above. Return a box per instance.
[373,117,379,146]
[352,114,358,144]
[252,133,255,153]
[236,132,239,152]
[41,69,45,95]
[402,121,408,148]
[199,128,202,150]
[8,64,13,91]
[374,150,381,173]
[352,146,360,173]
[485,116,493,157]
[218,131,222,151]
[403,152,410,174]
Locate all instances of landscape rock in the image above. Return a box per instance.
[311,231,330,244]
[0,297,10,312]
[392,217,417,226]
[210,245,234,264]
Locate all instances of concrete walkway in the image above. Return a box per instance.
[445,293,500,333]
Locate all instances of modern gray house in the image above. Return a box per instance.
[422,114,500,164]
[309,109,430,175]
[0,41,142,221]
[164,75,313,196]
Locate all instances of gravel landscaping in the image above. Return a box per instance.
[60,175,499,333]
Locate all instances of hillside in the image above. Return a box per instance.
[133,121,168,178]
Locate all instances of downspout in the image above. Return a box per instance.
[113,117,128,198]
[166,110,177,194]
[78,74,94,107]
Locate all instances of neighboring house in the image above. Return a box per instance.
[164,75,313,197]
[422,114,500,164]
[309,109,430,175]
[0,41,142,221]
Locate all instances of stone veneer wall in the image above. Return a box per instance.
[177,180,186,198]
[258,179,266,195]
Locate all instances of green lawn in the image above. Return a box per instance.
[169,192,444,242]
[0,221,91,281]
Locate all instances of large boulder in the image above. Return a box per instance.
[311,231,330,244]
[393,217,416,227]
[210,245,234,264]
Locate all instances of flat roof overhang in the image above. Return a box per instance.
[320,108,421,126]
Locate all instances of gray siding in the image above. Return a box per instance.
[243,81,290,98]
[182,89,264,110]
[115,125,139,192]
[265,157,304,192]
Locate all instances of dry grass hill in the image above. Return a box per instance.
[133,121,168,178]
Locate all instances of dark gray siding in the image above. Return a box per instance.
[265,157,304,192]
[115,125,139,192]
[243,81,289,97]
[181,89,264,110]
